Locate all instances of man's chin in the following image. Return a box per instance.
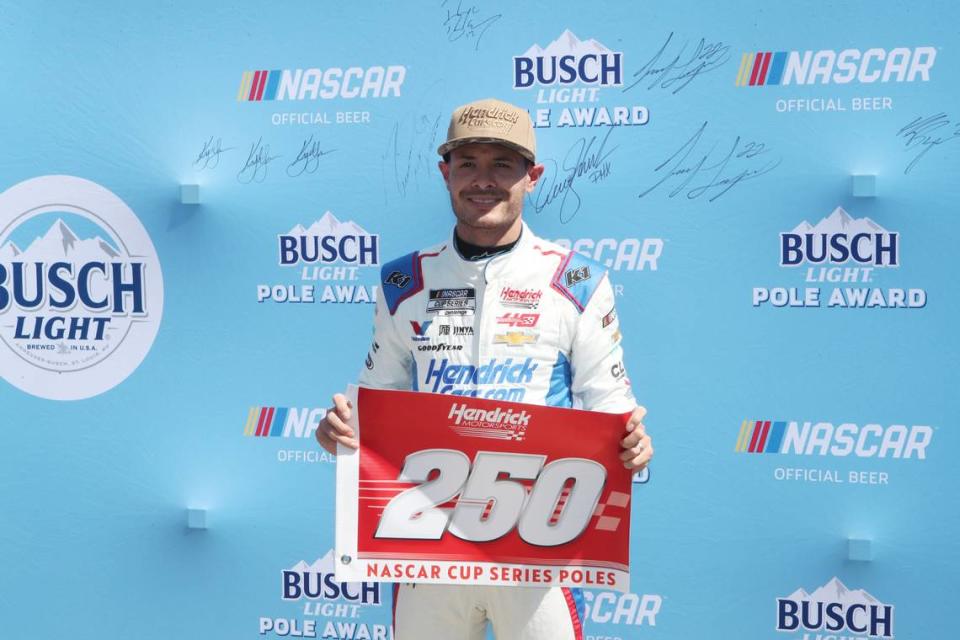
[456,206,509,227]
[465,201,503,217]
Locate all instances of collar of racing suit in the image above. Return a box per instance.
[447,221,539,285]
[454,230,520,262]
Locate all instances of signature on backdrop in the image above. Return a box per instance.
[190,136,336,184]
[623,32,731,95]
[440,0,502,50]
[638,122,780,202]
[896,113,960,174]
[381,113,444,202]
[531,126,618,224]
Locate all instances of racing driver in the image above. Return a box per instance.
[316,97,653,640]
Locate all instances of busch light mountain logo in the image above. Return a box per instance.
[281,551,381,607]
[780,207,898,268]
[513,30,649,128]
[0,176,163,400]
[753,206,925,309]
[514,30,623,89]
[259,550,387,639]
[777,577,894,639]
[257,211,379,304]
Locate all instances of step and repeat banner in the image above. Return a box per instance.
[0,1,956,638]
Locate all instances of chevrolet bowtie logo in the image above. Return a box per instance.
[494,331,538,347]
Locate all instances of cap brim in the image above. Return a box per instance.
[437,137,535,163]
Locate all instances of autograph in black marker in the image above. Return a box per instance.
[638,122,780,202]
[896,113,960,174]
[193,136,234,170]
[286,135,337,177]
[624,32,730,95]
[382,114,443,201]
[532,125,618,224]
[441,0,502,51]
[237,137,281,184]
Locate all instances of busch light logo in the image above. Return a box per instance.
[753,206,925,310]
[514,29,622,89]
[259,551,387,639]
[780,207,898,267]
[776,577,894,638]
[0,176,163,400]
[513,30,648,129]
[282,554,381,606]
[257,211,379,304]
[278,212,379,266]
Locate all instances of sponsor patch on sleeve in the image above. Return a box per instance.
[564,265,591,287]
[602,307,617,328]
[384,270,412,288]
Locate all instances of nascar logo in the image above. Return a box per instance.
[237,66,406,101]
[735,419,932,459]
[243,406,324,438]
[736,46,936,87]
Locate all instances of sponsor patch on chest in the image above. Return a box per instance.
[500,286,542,309]
[427,288,476,315]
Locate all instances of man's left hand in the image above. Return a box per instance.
[620,406,653,471]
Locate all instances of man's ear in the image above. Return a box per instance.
[438,160,451,186]
[525,163,545,193]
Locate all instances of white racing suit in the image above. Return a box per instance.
[358,222,636,640]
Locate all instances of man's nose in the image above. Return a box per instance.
[470,165,497,189]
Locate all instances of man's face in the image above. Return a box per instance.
[438,143,544,236]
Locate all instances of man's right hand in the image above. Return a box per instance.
[315,393,358,454]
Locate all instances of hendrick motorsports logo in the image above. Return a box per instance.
[257,211,379,304]
[0,176,163,400]
[424,357,537,401]
[513,30,649,128]
[753,206,925,310]
[776,577,894,639]
[259,551,388,639]
[448,402,531,441]
[736,45,935,114]
[242,405,334,464]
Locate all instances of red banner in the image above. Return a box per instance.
[335,386,634,592]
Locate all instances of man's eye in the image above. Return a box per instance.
[460,162,474,168]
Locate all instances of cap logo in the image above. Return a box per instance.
[458,106,520,131]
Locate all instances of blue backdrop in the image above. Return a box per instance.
[1,1,956,638]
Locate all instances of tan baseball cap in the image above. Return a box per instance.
[437,98,536,163]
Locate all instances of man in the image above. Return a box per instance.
[316,98,653,640]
